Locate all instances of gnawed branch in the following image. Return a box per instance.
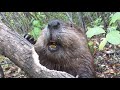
[0,22,75,78]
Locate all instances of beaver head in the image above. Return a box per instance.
[42,20,86,52]
[34,20,95,77]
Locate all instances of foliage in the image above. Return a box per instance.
[32,20,41,27]
[86,12,120,51]
[1,12,120,51]
[86,26,105,38]
[29,20,42,40]
[109,12,120,25]
[106,30,120,45]
[44,12,68,22]
[99,38,107,50]
[93,18,102,26]
[29,27,41,40]
[88,41,94,54]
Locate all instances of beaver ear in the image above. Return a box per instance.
[66,21,74,28]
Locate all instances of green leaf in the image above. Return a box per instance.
[88,41,94,54]
[32,20,41,27]
[94,18,102,26]
[86,27,105,38]
[110,12,120,25]
[99,38,107,50]
[29,27,42,40]
[88,41,94,46]
[106,30,120,45]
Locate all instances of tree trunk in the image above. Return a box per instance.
[0,22,74,78]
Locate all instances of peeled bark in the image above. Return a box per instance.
[0,22,75,78]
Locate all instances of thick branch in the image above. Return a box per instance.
[0,22,74,78]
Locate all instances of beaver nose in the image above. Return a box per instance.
[48,20,61,29]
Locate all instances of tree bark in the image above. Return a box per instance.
[0,22,75,78]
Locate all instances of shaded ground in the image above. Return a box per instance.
[0,56,28,78]
[95,50,120,78]
[91,37,120,78]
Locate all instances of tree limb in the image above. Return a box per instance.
[0,22,75,78]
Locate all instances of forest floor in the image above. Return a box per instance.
[95,49,120,78]
[91,37,120,78]
[0,55,28,78]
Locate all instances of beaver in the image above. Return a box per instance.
[25,20,95,78]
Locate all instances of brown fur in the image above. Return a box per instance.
[34,21,95,78]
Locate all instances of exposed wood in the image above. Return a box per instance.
[0,22,75,78]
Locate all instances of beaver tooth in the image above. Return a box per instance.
[49,45,57,48]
